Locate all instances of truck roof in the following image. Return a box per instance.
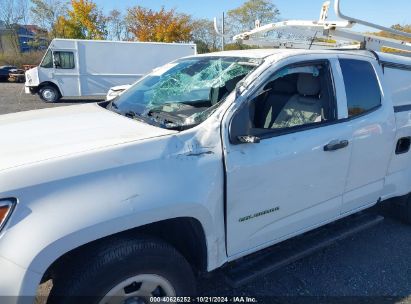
[51,38,197,47]
[196,48,411,65]
[376,51,411,66]
[197,48,374,59]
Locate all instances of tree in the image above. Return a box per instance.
[192,19,219,53]
[126,7,193,43]
[54,0,106,40]
[224,42,255,51]
[372,24,411,53]
[0,0,29,54]
[375,24,411,42]
[227,0,280,34]
[30,0,68,38]
[107,9,127,41]
[0,0,29,27]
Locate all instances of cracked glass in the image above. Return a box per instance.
[109,56,262,130]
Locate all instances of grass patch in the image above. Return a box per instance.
[0,51,46,68]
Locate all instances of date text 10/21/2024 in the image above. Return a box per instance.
[149,297,258,303]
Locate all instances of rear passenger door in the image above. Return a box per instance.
[338,57,396,214]
[224,56,353,256]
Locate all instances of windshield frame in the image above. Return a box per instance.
[109,55,264,131]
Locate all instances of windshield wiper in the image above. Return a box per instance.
[124,110,136,118]
[123,110,152,124]
[124,110,169,129]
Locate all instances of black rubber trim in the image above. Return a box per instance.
[220,119,229,257]
[381,61,411,72]
[369,50,381,64]
[394,105,411,113]
[395,137,411,155]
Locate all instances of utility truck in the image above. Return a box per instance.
[3,1,411,303]
[24,39,197,102]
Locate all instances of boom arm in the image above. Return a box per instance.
[334,0,411,40]
[233,0,411,53]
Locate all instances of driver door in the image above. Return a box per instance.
[52,50,79,96]
[223,56,353,257]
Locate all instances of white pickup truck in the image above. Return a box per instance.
[2,48,411,303]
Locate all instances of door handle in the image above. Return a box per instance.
[324,140,349,151]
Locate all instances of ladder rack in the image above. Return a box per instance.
[233,0,411,53]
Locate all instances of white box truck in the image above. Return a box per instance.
[24,39,197,102]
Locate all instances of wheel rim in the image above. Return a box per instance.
[99,274,176,304]
[42,89,56,101]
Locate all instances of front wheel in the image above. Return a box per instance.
[47,236,196,304]
[39,85,60,103]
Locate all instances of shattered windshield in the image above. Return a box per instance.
[109,56,262,130]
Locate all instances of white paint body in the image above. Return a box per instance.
[3,49,411,302]
[24,39,197,98]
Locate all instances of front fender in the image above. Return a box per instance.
[0,123,226,296]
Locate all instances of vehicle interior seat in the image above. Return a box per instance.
[256,77,297,129]
[269,73,323,129]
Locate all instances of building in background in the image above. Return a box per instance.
[18,25,48,52]
[0,21,48,54]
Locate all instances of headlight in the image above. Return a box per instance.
[0,199,16,232]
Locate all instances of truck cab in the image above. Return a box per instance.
[25,46,79,102]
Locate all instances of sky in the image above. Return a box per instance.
[93,0,411,31]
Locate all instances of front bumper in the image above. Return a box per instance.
[24,86,38,95]
[0,255,41,303]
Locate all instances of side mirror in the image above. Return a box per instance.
[53,60,61,68]
[229,101,260,144]
[237,135,261,144]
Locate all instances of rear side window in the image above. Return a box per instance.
[339,59,381,117]
[54,51,75,69]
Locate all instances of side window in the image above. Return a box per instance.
[53,51,75,69]
[252,62,336,131]
[339,59,381,117]
[40,50,53,68]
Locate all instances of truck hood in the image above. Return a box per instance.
[0,103,175,172]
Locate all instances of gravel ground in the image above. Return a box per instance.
[0,82,101,115]
[1,82,411,303]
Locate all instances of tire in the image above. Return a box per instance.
[47,236,197,304]
[39,85,60,103]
